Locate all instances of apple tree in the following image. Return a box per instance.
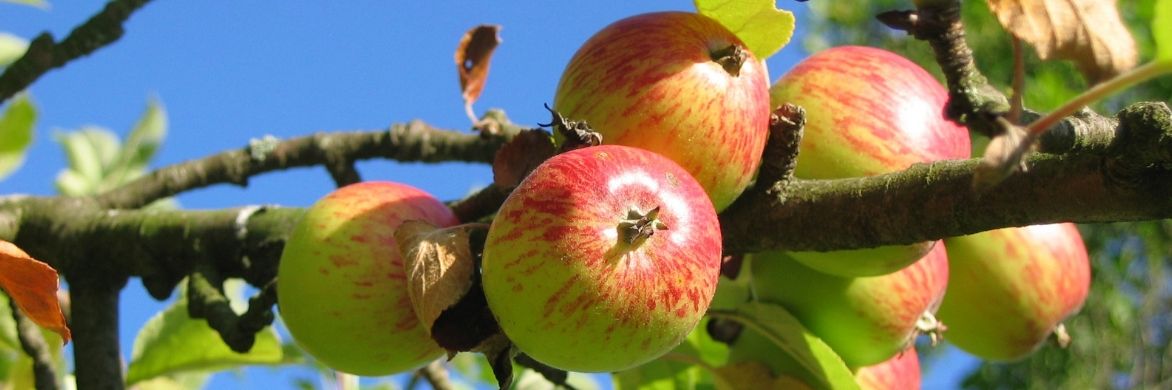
[1,0,1172,389]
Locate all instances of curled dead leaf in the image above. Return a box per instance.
[986,0,1137,83]
[492,129,556,190]
[395,221,479,336]
[0,240,70,343]
[456,25,502,124]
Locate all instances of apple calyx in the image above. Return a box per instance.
[617,206,669,246]
[709,42,747,76]
[914,311,947,347]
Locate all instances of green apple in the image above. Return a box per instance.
[277,181,458,376]
[751,242,949,367]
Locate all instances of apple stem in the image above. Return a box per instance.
[618,206,669,246]
[710,44,747,77]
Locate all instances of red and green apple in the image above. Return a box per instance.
[771,45,971,277]
[553,11,771,211]
[854,349,921,390]
[481,145,723,372]
[751,241,949,367]
[937,223,1091,360]
[277,181,458,376]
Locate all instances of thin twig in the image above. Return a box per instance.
[96,122,514,209]
[417,360,455,390]
[9,298,61,390]
[0,0,155,104]
[448,184,507,223]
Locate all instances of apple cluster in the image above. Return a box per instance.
[269,10,1095,388]
[729,45,1094,387]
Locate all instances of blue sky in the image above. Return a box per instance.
[2,1,979,388]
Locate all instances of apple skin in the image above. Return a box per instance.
[771,45,970,277]
[277,181,458,376]
[854,350,921,390]
[751,241,949,367]
[481,145,723,372]
[553,11,771,212]
[937,223,1091,361]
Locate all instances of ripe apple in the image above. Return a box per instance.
[553,11,771,211]
[751,241,949,367]
[854,350,921,390]
[481,145,723,372]
[771,45,971,277]
[936,223,1091,360]
[277,181,458,376]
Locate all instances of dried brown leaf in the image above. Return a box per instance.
[456,25,502,122]
[492,129,555,190]
[986,0,1137,82]
[0,240,70,343]
[395,221,477,335]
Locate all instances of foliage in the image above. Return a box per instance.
[806,0,1171,113]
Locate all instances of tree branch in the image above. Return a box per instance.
[721,102,1172,253]
[880,1,1010,136]
[10,298,61,390]
[95,122,516,209]
[69,278,126,390]
[0,0,154,104]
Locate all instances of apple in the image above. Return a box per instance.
[771,45,971,277]
[750,241,949,367]
[481,145,723,372]
[725,317,921,389]
[553,11,771,212]
[854,350,921,390]
[277,181,458,376]
[936,223,1091,360]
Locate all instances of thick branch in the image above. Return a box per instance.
[14,201,301,298]
[96,123,515,209]
[0,0,154,104]
[69,278,125,390]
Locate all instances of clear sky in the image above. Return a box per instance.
[2,1,978,389]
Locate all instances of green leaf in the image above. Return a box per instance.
[713,302,859,390]
[125,280,285,386]
[54,170,92,196]
[120,98,167,173]
[0,0,47,9]
[0,94,36,181]
[0,33,28,67]
[694,0,796,59]
[1156,0,1172,62]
